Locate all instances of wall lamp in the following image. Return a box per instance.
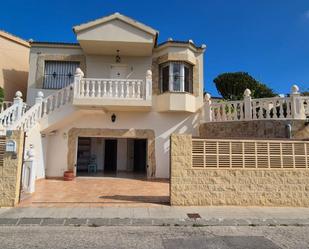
[111,113,116,123]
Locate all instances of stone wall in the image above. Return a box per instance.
[0,130,24,207]
[199,120,309,140]
[170,134,309,206]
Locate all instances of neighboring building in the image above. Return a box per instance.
[0,30,29,101]
[24,13,206,179]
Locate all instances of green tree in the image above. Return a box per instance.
[302,91,309,96]
[213,72,276,100]
[0,87,4,103]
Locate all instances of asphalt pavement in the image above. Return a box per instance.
[1,225,308,249]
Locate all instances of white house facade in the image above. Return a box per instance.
[1,13,309,207]
[23,13,206,179]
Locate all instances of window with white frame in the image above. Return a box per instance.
[43,61,80,89]
[159,61,193,93]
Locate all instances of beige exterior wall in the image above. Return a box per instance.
[27,41,205,111]
[32,109,201,179]
[77,19,154,43]
[27,45,84,105]
[154,92,197,113]
[0,131,24,207]
[86,54,151,80]
[170,134,309,206]
[152,45,204,98]
[152,44,204,112]
[0,32,29,101]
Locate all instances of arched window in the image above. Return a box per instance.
[159,61,193,94]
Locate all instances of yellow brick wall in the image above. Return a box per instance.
[170,134,309,207]
[0,131,24,207]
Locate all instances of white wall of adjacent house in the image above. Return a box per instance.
[37,110,201,178]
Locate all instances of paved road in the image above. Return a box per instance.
[0,226,308,249]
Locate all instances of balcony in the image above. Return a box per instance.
[72,69,152,111]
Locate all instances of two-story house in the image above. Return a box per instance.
[25,12,205,179]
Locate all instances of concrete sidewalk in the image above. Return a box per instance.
[0,206,309,226]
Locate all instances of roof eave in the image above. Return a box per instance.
[30,41,81,49]
[72,13,158,37]
[155,41,206,53]
[0,30,30,48]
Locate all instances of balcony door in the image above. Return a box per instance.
[110,64,128,79]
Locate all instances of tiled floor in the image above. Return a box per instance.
[19,177,170,207]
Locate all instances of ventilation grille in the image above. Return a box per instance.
[192,139,309,169]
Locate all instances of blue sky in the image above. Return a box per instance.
[1,0,308,96]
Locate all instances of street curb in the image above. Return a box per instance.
[0,218,309,227]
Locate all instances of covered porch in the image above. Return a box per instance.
[76,137,148,177]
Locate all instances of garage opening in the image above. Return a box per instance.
[76,137,147,177]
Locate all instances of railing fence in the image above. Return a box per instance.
[204,85,309,122]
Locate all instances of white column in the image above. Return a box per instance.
[13,91,24,122]
[24,144,36,193]
[290,84,305,119]
[35,91,44,119]
[169,63,173,91]
[204,93,212,122]
[180,64,185,92]
[243,89,252,120]
[145,70,152,101]
[74,68,84,98]
[35,91,44,104]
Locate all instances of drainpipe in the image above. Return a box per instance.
[285,123,292,139]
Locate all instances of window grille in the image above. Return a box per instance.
[43,61,80,89]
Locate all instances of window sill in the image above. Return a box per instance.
[158,91,194,96]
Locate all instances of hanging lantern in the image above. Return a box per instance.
[115,50,121,63]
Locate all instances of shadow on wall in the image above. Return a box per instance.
[2,69,28,101]
[156,110,201,174]
[155,110,202,167]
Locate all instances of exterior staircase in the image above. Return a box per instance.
[0,84,74,134]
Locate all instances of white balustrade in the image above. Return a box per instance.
[210,100,245,122]
[300,96,309,118]
[76,78,146,100]
[251,97,292,120]
[0,92,27,130]
[11,84,73,132]
[0,101,13,113]
[0,68,153,133]
[204,85,308,122]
